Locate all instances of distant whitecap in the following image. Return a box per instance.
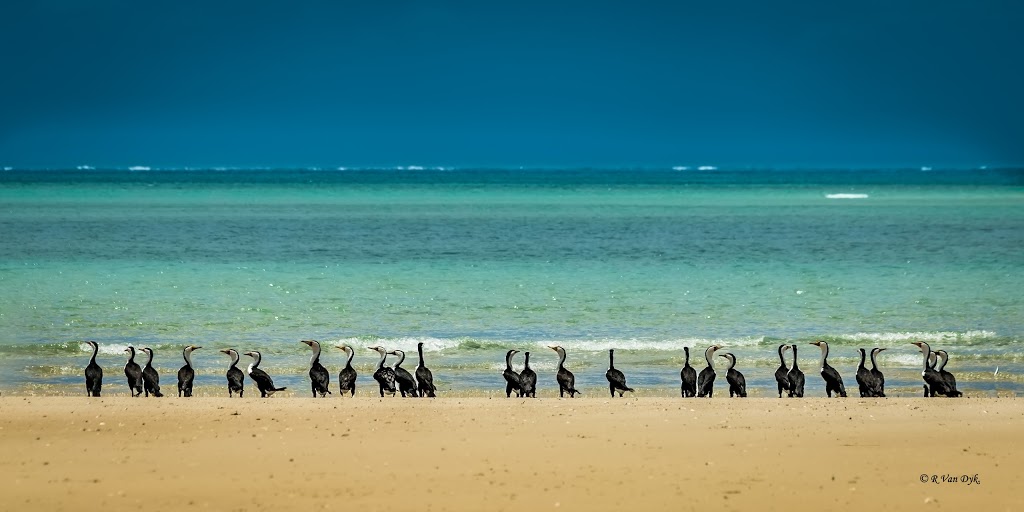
[672,166,690,171]
[698,165,717,171]
[128,166,151,171]
[826,193,869,199]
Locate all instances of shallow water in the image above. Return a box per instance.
[1,168,1022,396]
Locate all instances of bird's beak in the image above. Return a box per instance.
[301,340,313,346]
[219,349,230,355]
[878,348,887,352]
[194,346,202,350]
[335,345,345,350]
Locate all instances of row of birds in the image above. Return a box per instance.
[81,338,962,399]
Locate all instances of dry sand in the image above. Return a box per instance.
[0,396,1019,511]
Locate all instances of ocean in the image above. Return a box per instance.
[1,168,1022,397]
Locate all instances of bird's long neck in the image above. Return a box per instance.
[858,349,866,369]
[345,348,354,369]
[393,351,405,367]
[609,350,615,370]
[376,351,386,370]
[505,351,514,371]
[936,352,948,372]
[251,353,261,368]
[144,350,154,367]
[184,348,194,369]
[557,349,566,370]
[705,347,716,372]
[89,343,98,365]
[817,343,828,370]
[228,351,239,369]
[869,349,879,371]
[725,355,735,371]
[777,346,787,367]
[126,348,135,364]
[309,342,321,367]
[791,346,799,369]
[919,343,931,374]
[418,344,425,368]
[684,347,690,366]
[524,352,531,369]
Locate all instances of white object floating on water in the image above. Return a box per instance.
[921,166,933,171]
[826,193,869,199]
[128,166,151,171]
[698,165,717,171]
[796,290,804,295]
[672,166,690,171]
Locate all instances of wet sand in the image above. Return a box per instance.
[0,397,1019,511]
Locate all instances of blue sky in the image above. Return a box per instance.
[1,1,1022,168]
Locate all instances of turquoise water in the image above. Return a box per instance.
[1,168,1022,396]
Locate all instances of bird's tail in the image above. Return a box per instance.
[274,387,288,392]
[153,390,163,397]
[625,386,635,393]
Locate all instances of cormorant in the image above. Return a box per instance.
[718,352,747,397]
[935,349,962,397]
[368,346,397,397]
[773,344,791,398]
[869,347,886,397]
[139,347,163,397]
[84,341,102,397]
[519,351,537,398]
[787,344,805,397]
[855,348,871,397]
[810,341,846,397]
[124,346,143,397]
[301,340,331,398]
[680,346,697,398]
[912,342,950,397]
[415,342,436,398]
[502,349,523,398]
[549,345,580,397]
[334,344,357,397]
[697,345,721,398]
[176,345,201,397]
[219,348,244,397]
[388,349,418,397]
[244,351,287,398]
[605,349,634,397]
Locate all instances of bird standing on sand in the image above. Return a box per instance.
[605,349,634,397]
[787,344,805,397]
[719,352,747,397]
[810,341,846,397]
[855,348,872,397]
[389,349,418,397]
[774,344,790,398]
[503,349,523,397]
[177,345,201,397]
[220,348,245,397]
[549,345,580,397]
[415,342,436,398]
[368,346,397,397]
[868,348,886,397]
[934,350,962,397]
[301,340,331,398]
[335,344,357,396]
[244,350,287,398]
[140,347,163,397]
[697,345,721,398]
[83,341,103,397]
[519,351,537,398]
[680,346,697,398]
[124,346,143,397]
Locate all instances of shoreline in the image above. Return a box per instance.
[1,396,1019,510]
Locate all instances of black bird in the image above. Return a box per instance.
[123,346,143,397]
[680,346,697,398]
[83,341,102,397]
[519,351,537,398]
[389,349,418,397]
[605,349,634,397]
[244,350,287,398]
[921,351,939,396]
[868,347,886,397]
[334,344,357,397]
[855,348,871,397]
[718,352,747,397]
[368,346,397,397]
[697,345,722,398]
[810,341,846,397]
[787,344,805,397]
[934,349,962,397]
[139,347,163,397]
[549,345,580,397]
[415,342,436,398]
[219,348,245,397]
[301,340,332,398]
[502,349,523,398]
[773,344,791,398]
[176,345,201,397]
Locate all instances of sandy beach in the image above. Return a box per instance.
[0,396,1018,511]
